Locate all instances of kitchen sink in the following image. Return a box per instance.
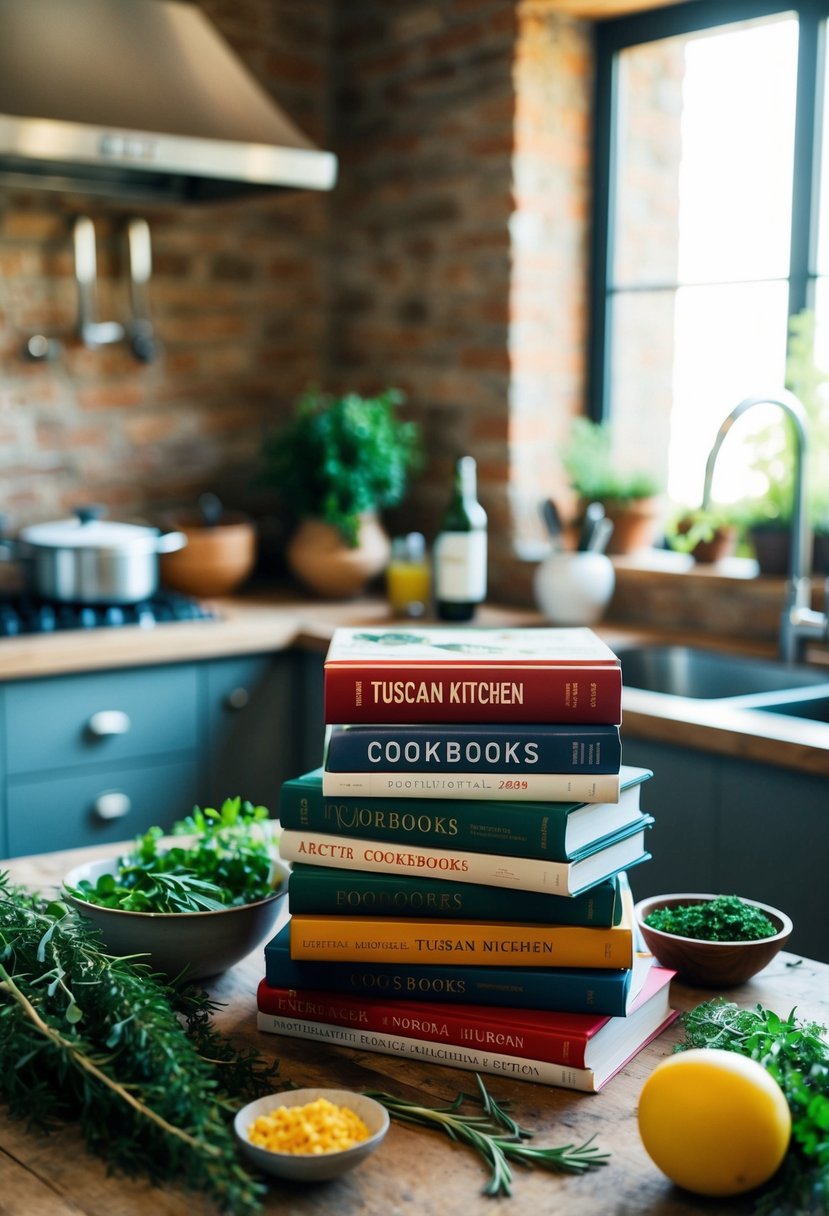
[616,644,829,701]
[758,695,829,723]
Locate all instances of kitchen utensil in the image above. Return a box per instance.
[540,498,564,549]
[73,217,125,349]
[234,1089,389,1182]
[14,506,186,604]
[125,217,158,362]
[577,501,606,551]
[197,491,223,528]
[586,515,614,554]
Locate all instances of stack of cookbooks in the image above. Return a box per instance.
[259,626,676,1091]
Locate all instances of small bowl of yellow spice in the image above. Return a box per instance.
[233,1088,390,1182]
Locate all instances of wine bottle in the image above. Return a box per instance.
[433,455,487,621]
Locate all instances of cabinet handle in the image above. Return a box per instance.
[87,710,132,737]
[93,791,132,820]
[224,687,250,710]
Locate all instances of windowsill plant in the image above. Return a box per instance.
[561,418,662,554]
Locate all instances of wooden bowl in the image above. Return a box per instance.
[634,893,793,988]
[160,513,256,596]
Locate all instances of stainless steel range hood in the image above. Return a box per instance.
[0,0,337,203]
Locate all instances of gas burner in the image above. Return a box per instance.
[0,592,217,636]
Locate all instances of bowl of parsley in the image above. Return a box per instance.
[63,798,288,981]
[634,893,793,988]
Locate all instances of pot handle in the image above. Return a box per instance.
[156,530,188,554]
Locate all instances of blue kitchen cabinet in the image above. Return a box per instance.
[623,736,828,963]
[0,652,311,859]
[200,653,300,814]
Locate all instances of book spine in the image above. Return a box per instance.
[286,865,621,927]
[255,1012,598,1091]
[256,982,593,1066]
[325,724,622,774]
[281,782,592,860]
[320,770,621,803]
[288,914,633,969]
[323,664,622,725]
[277,828,576,895]
[264,941,633,1016]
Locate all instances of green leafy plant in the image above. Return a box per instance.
[65,797,280,913]
[677,999,829,1214]
[366,1074,609,1197]
[263,387,423,546]
[644,895,777,942]
[665,505,744,556]
[0,875,279,1214]
[562,418,660,505]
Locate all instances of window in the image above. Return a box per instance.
[590,1,827,510]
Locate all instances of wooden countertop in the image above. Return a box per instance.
[0,585,826,777]
[2,843,826,1216]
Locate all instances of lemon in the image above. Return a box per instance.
[638,1048,791,1197]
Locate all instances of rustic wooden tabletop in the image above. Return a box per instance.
[2,844,825,1216]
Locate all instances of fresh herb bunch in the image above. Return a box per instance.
[66,797,279,913]
[263,386,423,546]
[678,999,829,1214]
[366,1074,609,1197]
[0,875,280,1214]
[645,895,777,942]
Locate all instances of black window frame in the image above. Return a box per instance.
[588,0,828,423]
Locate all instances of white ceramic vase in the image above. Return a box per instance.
[533,551,615,625]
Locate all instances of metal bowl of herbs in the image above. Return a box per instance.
[634,893,793,988]
[63,799,288,981]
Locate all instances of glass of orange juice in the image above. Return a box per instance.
[386,532,431,618]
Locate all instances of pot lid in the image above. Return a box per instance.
[21,510,162,552]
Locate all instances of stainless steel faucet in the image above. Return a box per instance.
[702,390,828,663]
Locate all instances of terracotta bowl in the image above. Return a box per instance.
[634,893,793,988]
[159,513,257,597]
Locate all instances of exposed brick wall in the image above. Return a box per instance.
[0,0,333,546]
[328,1,594,603]
[0,0,598,604]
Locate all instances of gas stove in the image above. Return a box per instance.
[0,591,217,636]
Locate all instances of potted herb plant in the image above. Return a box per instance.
[561,418,662,554]
[263,387,423,597]
[666,505,744,564]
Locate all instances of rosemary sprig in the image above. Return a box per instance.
[0,874,279,1214]
[365,1073,609,1196]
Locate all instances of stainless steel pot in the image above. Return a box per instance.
[16,507,187,604]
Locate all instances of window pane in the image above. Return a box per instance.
[613,15,797,290]
[607,12,799,510]
[609,282,789,506]
[815,36,829,275]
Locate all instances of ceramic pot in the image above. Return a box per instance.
[286,513,391,599]
[533,551,615,625]
[601,498,660,555]
[159,513,257,597]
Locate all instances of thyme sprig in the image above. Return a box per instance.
[365,1073,609,1196]
[678,999,829,1215]
[0,874,279,1214]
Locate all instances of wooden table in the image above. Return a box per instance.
[2,845,826,1216]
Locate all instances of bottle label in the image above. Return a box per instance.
[434,531,487,602]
